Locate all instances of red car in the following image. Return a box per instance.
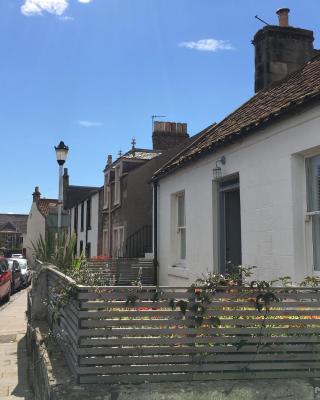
[0,258,11,302]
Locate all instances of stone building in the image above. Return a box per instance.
[0,213,28,255]
[102,122,191,258]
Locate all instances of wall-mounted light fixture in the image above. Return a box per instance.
[213,156,226,179]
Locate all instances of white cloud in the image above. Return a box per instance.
[77,120,102,128]
[179,38,234,52]
[21,0,69,16]
[21,0,93,16]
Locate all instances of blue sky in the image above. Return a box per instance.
[1,0,320,213]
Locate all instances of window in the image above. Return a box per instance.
[79,240,83,255]
[86,242,91,259]
[306,155,320,270]
[113,226,125,257]
[103,229,109,257]
[74,206,78,233]
[172,192,186,262]
[0,259,8,273]
[114,165,121,205]
[104,173,109,208]
[86,198,91,230]
[80,202,84,232]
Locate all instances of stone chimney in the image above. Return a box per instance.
[104,154,113,173]
[253,8,316,92]
[152,122,189,151]
[63,168,69,208]
[32,186,41,203]
[63,168,69,189]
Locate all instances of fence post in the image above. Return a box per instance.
[30,264,49,322]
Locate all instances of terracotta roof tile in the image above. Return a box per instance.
[37,199,59,218]
[154,54,320,180]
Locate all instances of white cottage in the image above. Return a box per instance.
[153,9,320,285]
[25,187,69,261]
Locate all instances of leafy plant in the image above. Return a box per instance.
[270,276,292,287]
[176,300,188,315]
[152,288,163,302]
[31,231,77,274]
[210,316,221,327]
[300,276,320,287]
[250,280,270,290]
[125,294,138,307]
[255,292,279,312]
[169,299,176,310]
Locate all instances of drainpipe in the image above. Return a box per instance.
[153,181,158,285]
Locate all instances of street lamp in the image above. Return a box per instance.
[55,141,69,229]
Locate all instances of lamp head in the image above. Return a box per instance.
[55,141,69,166]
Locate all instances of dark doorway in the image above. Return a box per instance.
[219,177,242,274]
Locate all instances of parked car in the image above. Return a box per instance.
[0,258,11,302]
[7,259,22,293]
[11,253,23,259]
[14,258,31,287]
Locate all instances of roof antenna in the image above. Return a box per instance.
[255,15,270,26]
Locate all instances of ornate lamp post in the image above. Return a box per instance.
[54,141,69,229]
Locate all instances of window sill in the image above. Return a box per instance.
[168,265,189,279]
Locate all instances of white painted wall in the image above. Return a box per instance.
[24,202,46,262]
[70,192,99,257]
[157,105,320,286]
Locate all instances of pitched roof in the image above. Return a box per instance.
[0,214,28,234]
[64,185,99,209]
[108,149,161,168]
[37,199,59,218]
[0,222,18,233]
[122,149,161,161]
[153,54,320,180]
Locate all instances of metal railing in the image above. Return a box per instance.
[124,225,152,258]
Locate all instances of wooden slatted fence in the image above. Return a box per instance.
[86,258,155,285]
[46,267,320,384]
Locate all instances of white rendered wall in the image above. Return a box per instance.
[25,202,46,262]
[87,193,99,257]
[157,105,320,286]
[70,193,99,257]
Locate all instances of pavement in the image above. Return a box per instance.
[0,289,33,400]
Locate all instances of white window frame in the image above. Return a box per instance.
[104,173,110,209]
[171,191,186,267]
[113,226,125,257]
[306,154,320,272]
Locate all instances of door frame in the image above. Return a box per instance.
[218,176,241,274]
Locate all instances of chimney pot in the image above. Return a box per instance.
[152,120,189,151]
[32,186,41,203]
[276,7,290,27]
